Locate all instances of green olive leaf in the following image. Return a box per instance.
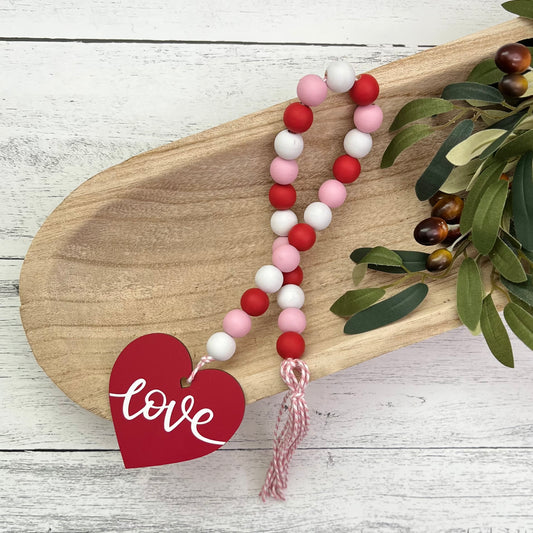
[503,302,533,351]
[440,159,481,193]
[510,293,533,315]
[466,99,499,108]
[441,82,504,103]
[476,110,528,160]
[471,179,509,254]
[350,248,430,273]
[489,108,528,131]
[480,294,514,368]
[515,114,533,131]
[501,195,513,233]
[466,154,515,192]
[500,225,522,250]
[471,321,482,336]
[415,120,475,201]
[511,151,533,250]
[495,130,533,160]
[456,257,484,332]
[488,237,528,283]
[479,130,514,160]
[446,129,508,166]
[481,109,511,126]
[330,288,386,318]
[352,263,367,287]
[358,246,403,267]
[460,158,506,233]
[389,98,455,131]
[466,58,503,85]
[502,0,533,19]
[381,124,434,169]
[466,157,490,191]
[501,274,533,308]
[344,283,428,334]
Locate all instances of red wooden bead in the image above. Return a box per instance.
[332,154,361,183]
[283,266,303,286]
[349,73,379,106]
[288,223,316,251]
[240,288,269,316]
[276,331,305,359]
[283,102,314,133]
[269,184,297,210]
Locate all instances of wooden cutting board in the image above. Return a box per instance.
[19,18,533,420]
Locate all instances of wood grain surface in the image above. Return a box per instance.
[19,17,533,420]
[4,1,533,529]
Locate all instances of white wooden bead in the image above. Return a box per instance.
[304,201,332,231]
[343,128,373,158]
[255,264,284,293]
[325,61,356,93]
[274,130,304,160]
[277,284,305,309]
[270,209,298,236]
[206,331,236,361]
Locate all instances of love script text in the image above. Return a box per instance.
[110,378,225,446]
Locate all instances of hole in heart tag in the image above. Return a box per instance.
[109,333,245,468]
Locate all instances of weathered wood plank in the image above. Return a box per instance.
[0,41,417,258]
[0,0,511,45]
[1,449,533,531]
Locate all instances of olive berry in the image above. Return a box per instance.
[431,195,464,222]
[495,42,531,74]
[429,191,453,206]
[499,73,528,98]
[443,224,461,245]
[426,248,453,272]
[413,217,448,246]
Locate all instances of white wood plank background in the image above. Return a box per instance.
[2,1,533,530]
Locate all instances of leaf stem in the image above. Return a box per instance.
[433,109,468,131]
[446,229,472,252]
[489,265,511,303]
[378,272,416,290]
[493,283,511,302]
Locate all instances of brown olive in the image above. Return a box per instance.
[443,224,461,245]
[499,73,528,98]
[413,217,449,246]
[428,191,453,206]
[495,43,531,74]
[426,248,453,272]
[431,195,464,222]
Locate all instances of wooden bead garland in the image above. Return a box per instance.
[187,61,382,501]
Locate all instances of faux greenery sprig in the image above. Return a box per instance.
[331,5,533,367]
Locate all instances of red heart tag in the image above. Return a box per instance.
[109,333,245,468]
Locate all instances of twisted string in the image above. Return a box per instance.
[260,358,310,501]
[187,355,214,384]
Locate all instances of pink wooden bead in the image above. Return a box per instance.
[278,308,307,333]
[297,74,328,107]
[272,243,301,273]
[270,157,299,184]
[223,308,252,338]
[353,104,383,133]
[318,179,347,208]
[272,236,289,252]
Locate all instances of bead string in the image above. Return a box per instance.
[186,62,382,500]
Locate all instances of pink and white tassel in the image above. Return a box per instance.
[260,358,310,501]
